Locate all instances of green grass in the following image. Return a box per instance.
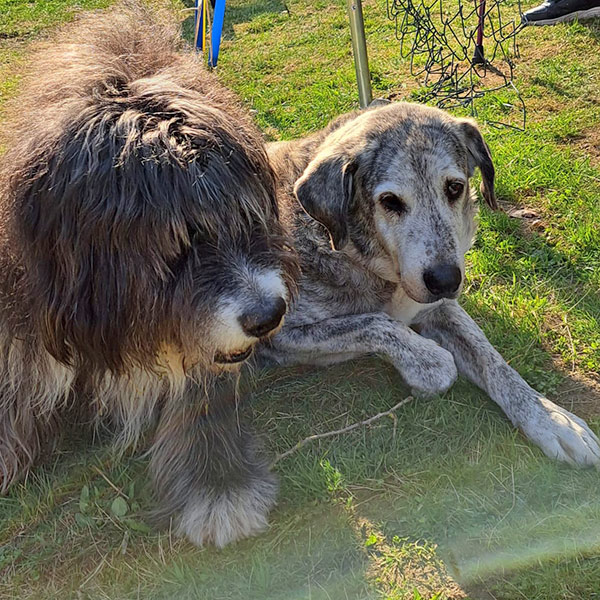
[0,0,113,37]
[2,0,600,598]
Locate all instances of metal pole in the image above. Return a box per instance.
[347,0,372,108]
[472,0,486,65]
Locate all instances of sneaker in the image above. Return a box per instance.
[522,0,600,24]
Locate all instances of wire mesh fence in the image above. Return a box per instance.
[386,0,526,127]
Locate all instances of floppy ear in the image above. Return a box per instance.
[460,120,497,210]
[293,153,356,251]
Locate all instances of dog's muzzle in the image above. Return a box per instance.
[238,297,287,339]
[214,346,254,365]
[213,296,287,365]
[423,264,462,299]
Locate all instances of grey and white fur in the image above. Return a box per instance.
[258,102,600,469]
[0,2,299,548]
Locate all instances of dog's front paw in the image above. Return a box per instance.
[520,397,600,468]
[396,339,458,396]
[177,473,278,548]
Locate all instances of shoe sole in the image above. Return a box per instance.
[524,6,600,24]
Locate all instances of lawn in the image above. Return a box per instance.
[1,0,600,598]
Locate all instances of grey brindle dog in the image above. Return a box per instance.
[259,102,600,469]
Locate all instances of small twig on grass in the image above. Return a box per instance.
[92,465,129,500]
[270,396,414,468]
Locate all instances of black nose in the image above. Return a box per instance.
[423,264,462,297]
[239,297,287,339]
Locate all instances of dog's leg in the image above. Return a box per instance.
[149,375,276,548]
[0,397,42,493]
[415,300,600,467]
[261,313,458,396]
[0,346,69,492]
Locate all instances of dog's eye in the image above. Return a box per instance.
[445,180,464,202]
[379,193,407,214]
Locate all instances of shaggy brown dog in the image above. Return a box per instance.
[0,2,298,547]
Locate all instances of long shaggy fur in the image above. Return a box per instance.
[0,2,298,546]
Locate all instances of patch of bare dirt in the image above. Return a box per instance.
[554,369,600,421]
[506,204,547,233]
[568,124,600,167]
[536,314,600,420]
[498,198,548,237]
[387,79,422,102]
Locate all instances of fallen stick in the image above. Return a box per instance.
[270,395,414,467]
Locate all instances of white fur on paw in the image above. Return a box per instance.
[521,397,600,468]
[178,475,278,548]
[398,340,458,396]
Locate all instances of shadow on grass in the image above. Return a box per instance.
[2,343,600,598]
[249,363,600,599]
[582,20,600,41]
[467,182,600,338]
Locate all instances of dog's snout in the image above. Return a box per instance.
[423,264,462,297]
[239,296,287,339]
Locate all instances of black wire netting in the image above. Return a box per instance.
[387,0,526,127]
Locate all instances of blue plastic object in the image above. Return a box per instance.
[209,0,226,67]
[194,0,226,67]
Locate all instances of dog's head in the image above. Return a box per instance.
[294,103,496,304]
[9,80,299,375]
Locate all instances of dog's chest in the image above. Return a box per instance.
[384,286,442,325]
